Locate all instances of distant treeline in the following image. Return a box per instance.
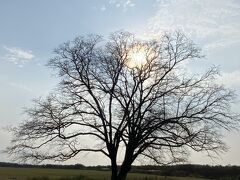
[131,164,240,179]
[0,162,86,169]
[0,162,240,179]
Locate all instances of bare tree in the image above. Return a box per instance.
[7,31,239,180]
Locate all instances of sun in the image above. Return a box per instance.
[127,45,148,69]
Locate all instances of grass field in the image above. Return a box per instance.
[0,167,209,180]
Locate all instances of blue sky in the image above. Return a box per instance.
[0,0,240,166]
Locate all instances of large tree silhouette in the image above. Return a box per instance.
[8,31,239,180]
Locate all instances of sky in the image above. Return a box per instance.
[0,0,240,166]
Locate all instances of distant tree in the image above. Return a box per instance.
[7,31,239,180]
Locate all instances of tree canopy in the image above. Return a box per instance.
[8,31,239,180]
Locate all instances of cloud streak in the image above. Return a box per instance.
[9,82,33,92]
[145,0,240,51]
[1,46,34,67]
[109,0,135,11]
[218,70,240,89]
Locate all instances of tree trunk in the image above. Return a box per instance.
[116,160,131,180]
[111,158,118,180]
[117,171,128,180]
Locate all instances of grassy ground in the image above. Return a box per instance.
[0,167,209,180]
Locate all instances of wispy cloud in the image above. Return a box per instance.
[1,46,34,67]
[9,82,33,92]
[93,0,135,13]
[218,70,240,89]
[144,0,240,51]
[100,5,106,11]
[109,0,135,11]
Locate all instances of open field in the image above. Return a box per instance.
[0,167,209,180]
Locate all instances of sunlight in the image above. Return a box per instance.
[127,45,148,68]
